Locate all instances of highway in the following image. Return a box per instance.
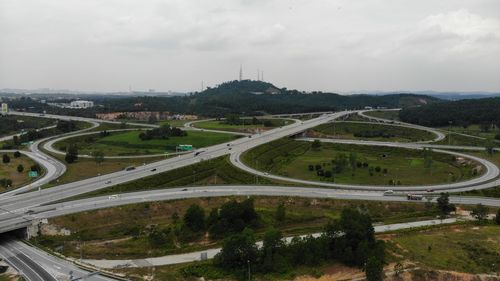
[0,109,499,280]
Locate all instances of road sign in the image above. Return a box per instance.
[28,171,39,178]
[177,144,193,151]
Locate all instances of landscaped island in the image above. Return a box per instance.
[242,138,483,186]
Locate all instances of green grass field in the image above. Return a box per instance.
[388,224,500,273]
[56,130,240,156]
[312,121,435,142]
[194,119,290,133]
[363,110,401,121]
[434,133,493,147]
[438,124,499,141]
[242,139,481,186]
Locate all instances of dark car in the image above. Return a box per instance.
[125,166,136,171]
[151,168,157,172]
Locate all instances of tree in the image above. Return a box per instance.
[485,140,495,156]
[365,256,384,281]
[17,164,24,173]
[496,209,500,225]
[349,153,357,170]
[2,154,10,164]
[93,150,105,165]
[183,204,205,232]
[13,151,21,158]
[214,228,258,270]
[324,170,332,178]
[471,204,488,222]
[436,193,455,216]
[275,203,286,222]
[261,227,288,273]
[65,144,78,164]
[423,148,433,168]
[308,164,314,171]
[311,139,321,150]
[12,135,20,145]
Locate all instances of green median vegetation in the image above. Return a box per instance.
[242,138,482,186]
[312,121,435,142]
[70,155,275,199]
[194,116,290,133]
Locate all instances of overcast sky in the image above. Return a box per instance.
[1,0,499,93]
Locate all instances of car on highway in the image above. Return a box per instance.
[108,195,119,200]
[151,168,157,172]
[105,180,112,184]
[125,166,136,171]
[426,189,434,192]
[383,190,394,195]
[182,188,188,191]
[195,151,205,156]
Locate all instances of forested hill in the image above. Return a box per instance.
[183,83,439,116]
[399,97,500,127]
[8,80,440,117]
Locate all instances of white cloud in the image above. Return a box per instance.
[0,0,499,92]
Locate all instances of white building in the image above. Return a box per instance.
[70,100,94,109]
[1,103,8,115]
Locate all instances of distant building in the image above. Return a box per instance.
[1,103,8,115]
[70,100,94,109]
[364,106,373,110]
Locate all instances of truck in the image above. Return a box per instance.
[406,194,423,200]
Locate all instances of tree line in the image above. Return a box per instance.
[399,97,500,128]
[138,125,186,141]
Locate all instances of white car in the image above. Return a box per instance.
[383,190,394,195]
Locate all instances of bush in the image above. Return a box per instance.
[13,151,21,158]
[2,154,10,164]
[324,170,332,178]
[184,204,206,232]
[374,166,381,173]
[308,164,314,171]
[17,164,24,173]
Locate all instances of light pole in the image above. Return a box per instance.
[448,121,452,146]
[247,260,251,281]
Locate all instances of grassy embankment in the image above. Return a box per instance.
[312,121,435,142]
[457,151,500,198]
[53,130,239,156]
[242,138,481,186]
[0,115,55,137]
[36,196,440,260]
[363,110,401,121]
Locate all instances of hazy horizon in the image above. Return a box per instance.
[1,0,500,93]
